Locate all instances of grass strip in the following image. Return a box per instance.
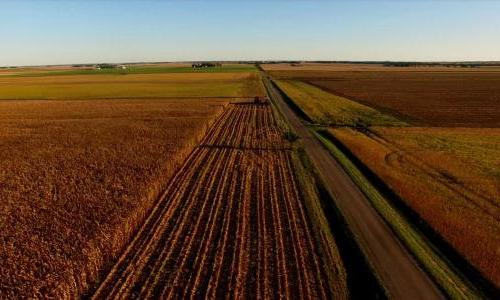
[269,79,314,123]
[290,148,349,299]
[262,76,298,142]
[291,147,387,299]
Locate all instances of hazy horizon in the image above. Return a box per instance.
[5,59,500,69]
[2,0,499,66]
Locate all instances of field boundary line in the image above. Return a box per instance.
[0,96,258,101]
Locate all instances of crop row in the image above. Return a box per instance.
[93,104,336,299]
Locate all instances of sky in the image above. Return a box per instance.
[1,0,499,66]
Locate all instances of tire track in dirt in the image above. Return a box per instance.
[146,149,229,298]
[92,103,338,299]
[372,131,500,222]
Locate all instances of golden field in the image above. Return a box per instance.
[0,68,265,297]
[92,104,348,299]
[0,72,264,100]
[329,127,500,286]
[0,99,229,297]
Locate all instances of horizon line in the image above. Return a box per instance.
[3,60,500,68]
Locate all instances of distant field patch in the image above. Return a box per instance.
[274,79,406,127]
[1,64,257,77]
[0,72,265,100]
[263,63,500,73]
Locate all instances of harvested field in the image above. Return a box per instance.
[0,72,264,100]
[92,103,347,299]
[304,72,500,127]
[329,127,500,286]
[0,99,227,298]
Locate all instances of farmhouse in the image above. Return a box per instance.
[192,62,222,69]
[94,63,127,70]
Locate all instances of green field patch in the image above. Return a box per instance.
[5,65,257,78]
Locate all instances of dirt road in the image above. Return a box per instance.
[264,77,444,300]
[92,103,344,299]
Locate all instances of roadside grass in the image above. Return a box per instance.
[290,149,349,299]
[262,76,298,141]
[4,64,257,78]
[314,129,483,299]
[291,147,388,299]
[274,79,407,127]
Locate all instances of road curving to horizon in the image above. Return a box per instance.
[263,75,444,300]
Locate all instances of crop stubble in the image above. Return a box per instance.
[93,103,342,299]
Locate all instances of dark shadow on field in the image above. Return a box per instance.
[198,144,291,151]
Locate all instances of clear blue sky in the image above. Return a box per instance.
[1,1,499,66]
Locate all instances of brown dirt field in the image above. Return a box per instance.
[0,99,227,298]
[262,62,500,72]
[271,70,500,127]
[92,104,347,299]
[330,127,500,287]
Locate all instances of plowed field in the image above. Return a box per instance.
[267,66,500,127]
[92,103,343,299]
[307,72,500,127]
